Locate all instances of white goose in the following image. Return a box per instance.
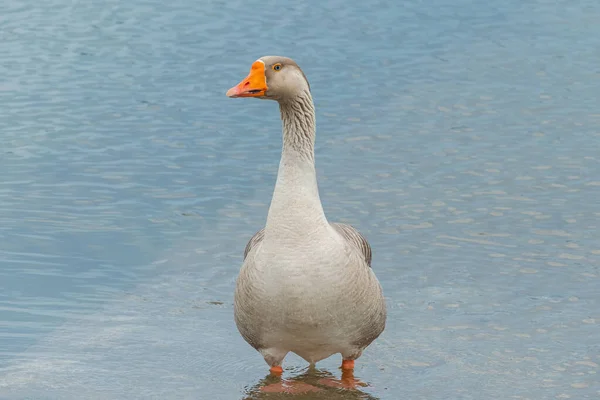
[227,56,386,375]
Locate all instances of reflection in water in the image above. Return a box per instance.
[243,368,379,400]
[1,0,600,398]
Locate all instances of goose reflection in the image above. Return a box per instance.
[242,367,380,400]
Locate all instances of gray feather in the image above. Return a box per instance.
[331,223,372,268]
[243,228,265,260]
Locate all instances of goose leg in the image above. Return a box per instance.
[259,347,288,375]
[341,359,355,370]
[340,348,362,370]
[316,351,367,390]
[258,348,322,393]
[269,365,283,375]
[317,368,368,390]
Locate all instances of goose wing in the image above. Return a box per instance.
[331,222,372,268]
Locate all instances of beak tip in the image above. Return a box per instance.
[226,87,237,98]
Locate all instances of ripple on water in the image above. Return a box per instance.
[2,0,600,399]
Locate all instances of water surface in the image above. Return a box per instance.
[1,0,599,399]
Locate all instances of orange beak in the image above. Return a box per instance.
[226,61,268,98]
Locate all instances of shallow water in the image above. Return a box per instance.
[1,0,600,399]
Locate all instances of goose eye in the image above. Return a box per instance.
[272,64,282,71]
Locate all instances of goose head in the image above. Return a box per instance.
[226,56,310,102]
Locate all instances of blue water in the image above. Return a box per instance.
[1,0,599,399]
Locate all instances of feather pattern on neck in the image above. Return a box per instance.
[264,89,328,239]
[280,89,315,162]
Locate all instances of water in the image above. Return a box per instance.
[1,0,599,398]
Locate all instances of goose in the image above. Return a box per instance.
[226,56,387,376]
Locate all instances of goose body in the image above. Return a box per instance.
[227,56,386,372]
